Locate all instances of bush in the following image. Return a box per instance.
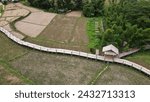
[102,0,150,50]
[83,0,104,17]
[2,1,8,5]
[83,3,95,17]
[26,0,104,16]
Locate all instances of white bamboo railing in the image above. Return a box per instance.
[0,27,150,76]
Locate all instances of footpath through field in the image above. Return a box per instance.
[0,3,150,76]
[0,27,150,76]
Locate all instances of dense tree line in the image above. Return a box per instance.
[23,0,150,51]
[26,0,105,16]
[100,0,150,51]
[83,0,105,17]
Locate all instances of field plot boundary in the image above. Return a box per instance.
[15,12,57,37]
[0,27,150,76]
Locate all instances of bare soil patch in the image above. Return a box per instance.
[6,16,20,22]
[0,21,9,27]
[5,3,20,11]
[15,3,42,13]
[10,31,25,39]
[2,9,29,17]
[15,12,56,37]
[32,15,89,52]
[22,12,56,26]
[0,18,5,21]
[3,24,12,32]
[66,11,82,17]
[15,21,46,37]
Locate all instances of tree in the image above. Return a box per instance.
[94,0,105,16]
[83,0,105,17]
[40,0,50,9]
[83,3,95,17]
[64,0,73,10]
[73,0,83,10]
[122,1,150,29]
[102,0,150,50]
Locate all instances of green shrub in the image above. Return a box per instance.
[83,3,95,17]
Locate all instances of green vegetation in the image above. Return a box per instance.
[11,50,150,85]
[20,0,30,5]
[26,0,83,13]
[11,51,104,84]
[0,32,29,61]
[87,0,150,51]
[0,31,149,85]
[0,32,33,84]
[0,60,33,84]
[89,64,109,85]
[0,4,4,16]
[0,0,150,85]
[83,0,105,17]
[87,17,102,51]
[102,0,150,51]
[25,15,89,52]
[25,0,105,16]
[96,63,150,85]
[126,50,150,70]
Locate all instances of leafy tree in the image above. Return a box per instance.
[102,0,150,50]
[73,0,83,10]
[83,0,105,17]
[83,3,95,17]
[27,0,105,15]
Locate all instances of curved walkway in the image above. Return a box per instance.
[0,27,150,76]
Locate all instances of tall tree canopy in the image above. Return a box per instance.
[101,0,150,50]
[26,0,104,16]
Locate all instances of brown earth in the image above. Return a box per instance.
[29,15,89,52]
[15,12,57,37]
[66,11,82,17]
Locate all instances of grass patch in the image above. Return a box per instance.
[0,31,34,84]
[0,32,29,61]
[11,51,104,85]
[89,63,109,85]
[0,4,4,16]
[96,63,150,85]
[0,30,150,85]
[0,8,149,85]
[126,50,150,69]
[0,60,34,84]
[86,17,103,50]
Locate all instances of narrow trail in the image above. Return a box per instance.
[0,27,150,76]
[0,3,150,76]
[90,63,109,85]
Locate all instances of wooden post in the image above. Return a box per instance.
[96,49,99,55]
